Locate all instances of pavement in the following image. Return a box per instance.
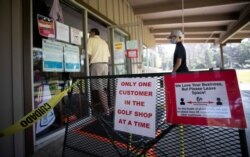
[31,135,64,157]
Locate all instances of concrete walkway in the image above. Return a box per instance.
[31,135,64,157]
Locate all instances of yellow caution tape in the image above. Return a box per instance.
[0,80,79,137]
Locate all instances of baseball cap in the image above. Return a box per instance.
[168,30,184,39]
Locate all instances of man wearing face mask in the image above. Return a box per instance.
[169,30,189,72]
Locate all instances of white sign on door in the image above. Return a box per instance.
[64,44,80,72]
[42,39,64,72]
[70,27,82,46]
[126,40,138,50]
[56,21,69,42]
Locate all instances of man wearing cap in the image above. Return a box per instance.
[87,28,110,115]
[169,30,189,72]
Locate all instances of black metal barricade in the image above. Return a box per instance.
[62,73,249,157]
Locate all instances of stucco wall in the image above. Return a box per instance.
[0,0,25,156]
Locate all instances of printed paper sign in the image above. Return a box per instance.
[165,70,247,128]
[126,40,138,50]
[56,21,69,42]
[70,27,82,46]
[42,39,64,72]
[35,85,55,134]
[127,49,138,58]
[64,44,80,72]
[114,42,125,52]
[175,81,231,118]
[126,40,139,58]
[114,78,157,138]
[114,42,125,64]
[37,14,55,38]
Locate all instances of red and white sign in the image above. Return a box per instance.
[37,14,55,38]
[126,49,138,58]
[165,70,247,128]
[114,78,157,138]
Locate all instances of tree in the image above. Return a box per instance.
[223,41,250,69]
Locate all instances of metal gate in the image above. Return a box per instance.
[62,73,249,157]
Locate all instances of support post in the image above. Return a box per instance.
[219,44,225,69]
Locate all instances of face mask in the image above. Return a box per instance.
[170,38,177,44]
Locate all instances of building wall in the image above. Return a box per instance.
[0,0,25,157]
[78,0,156,48]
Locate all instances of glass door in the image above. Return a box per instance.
[112,30,129,75]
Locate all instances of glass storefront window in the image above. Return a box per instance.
[33,0,86,140]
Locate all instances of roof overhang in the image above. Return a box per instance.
[127,0,250,44]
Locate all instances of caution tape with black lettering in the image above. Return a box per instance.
[0,80,79,137]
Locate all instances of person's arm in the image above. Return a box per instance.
[172,58,182,72]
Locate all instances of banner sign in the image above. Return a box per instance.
[164,70,247,128]
[114,78,157,138]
